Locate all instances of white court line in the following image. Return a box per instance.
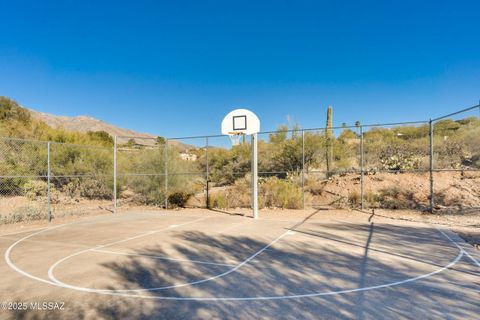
[47,228,293,292]
[435,226,480,268]
[48,249,467,301]
[4,216,468,301]
[91,249,236,267]
[0,226,48,237]
[96,217,209,248]
[5,217,208,287]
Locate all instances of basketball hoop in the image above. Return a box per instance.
[228,132,245,146]
[221,108,261,219]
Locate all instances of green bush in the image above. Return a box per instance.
[260,176,302,209]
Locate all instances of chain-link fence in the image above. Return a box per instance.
[0,138,114,224]
[1,105,479,223]
[432,106,480,212]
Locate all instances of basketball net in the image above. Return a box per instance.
[228,132,245,146]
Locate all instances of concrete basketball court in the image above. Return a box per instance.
[0,209,479,319]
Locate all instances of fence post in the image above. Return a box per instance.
[429,119,434,212]
[301,130,305,209]
[47,142,51,222]
[251,133,258,219]
[164,139,168,209]
[360,126,364,211]
[205,136,209,209]
[113,136,117,214]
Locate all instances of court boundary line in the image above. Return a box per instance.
[3,214,471,301]
[4,216,209,287]
[0,226,49,237]
[435,226,480,268]
[50,249,466,301]
[47,228,293,292]
[47,211,320,292]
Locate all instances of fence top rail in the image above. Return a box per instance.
[431,104,480,122]
[166,120,430,141]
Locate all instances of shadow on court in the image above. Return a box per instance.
[3,216,480,320]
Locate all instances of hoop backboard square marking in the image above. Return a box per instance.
[221,108,260,135]
[233,115,247,131]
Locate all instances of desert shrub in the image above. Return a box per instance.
[23,179,60,203]
[5,206,48,224]
[348,191,361,207]
[23,180,48,199]
[260,176,302,209]
[79,178,112,199]
[209,193,229,209]
[61,179,81,198]
[364,191,379,207]
[24,206,48,221]
[0,177,26,196]
[168,192,191,208]
[208,190,250,209]
[208,175,251,209]
[375,186,420,209]
[125,176,165,206]
[435,139,466,169]
[120,146,200,206]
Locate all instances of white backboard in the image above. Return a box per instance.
[221,109,260,135]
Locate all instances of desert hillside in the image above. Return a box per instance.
[29,109,157,145]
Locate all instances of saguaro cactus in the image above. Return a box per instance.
[326,106,333,175]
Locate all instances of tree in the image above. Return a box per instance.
[269,125,289,144]
[434,119,460,136]
[87,131,114,146]
[0,96,31,123]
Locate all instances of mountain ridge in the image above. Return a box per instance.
[28,108,160,145]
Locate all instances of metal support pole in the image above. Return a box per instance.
[47,142,51,222]
[251,133,258,219]
[360,126,364,210]
[113,136,117,214]
[164,139,169,209]
[429,119,434,212]
[205,137,209,209]
[301,130,305,209]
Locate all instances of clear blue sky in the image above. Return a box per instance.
[1,0,479,138]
